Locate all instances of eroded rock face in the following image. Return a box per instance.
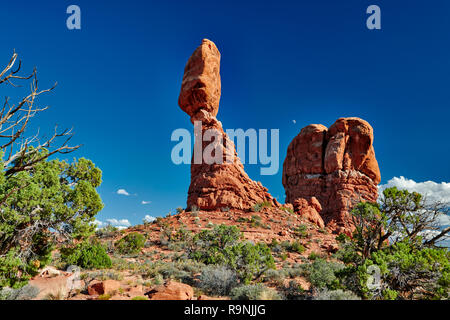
[283,117,380,234]
[179,39,279,211]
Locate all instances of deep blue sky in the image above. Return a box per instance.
[1,1,449,226]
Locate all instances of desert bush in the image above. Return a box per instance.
[198,265,238,296]
[333,187,450,300]
[307,259,343,289]
[280,280,306,300]
[344,240,450,300]
[95,225,119,239]
[0,284,40,300]
[280,240,305,254]
[115,232,146,255]
[188,225,275,284]
[314,288,360,300]
[263,268,287,284]
[61,241,111,269]
[252,201,272,213]
[230,284,281,300]
[280,206,294,214]
[294,225,309,238]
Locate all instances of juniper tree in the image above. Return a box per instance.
[0,52,103,288]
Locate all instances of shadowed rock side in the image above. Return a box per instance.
[283,117,381,235]
[178,39,279,211]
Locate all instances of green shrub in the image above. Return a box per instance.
[0,248,33,288]
[281,206,294,214]
[308,252,321,261]
[354,241,450,300]
[282,241,305,254]
[188,225,275,284]
[252,201,272,212]
[294,225,308,238]
[263,269,287,284]
[61,241,111,269]
[230,284,281,300]
[132,296,149,300]
[115,232,146,255]
[307,259,343,289]
[98,293,111,300]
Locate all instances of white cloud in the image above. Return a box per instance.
[292,120,296,124]
[106,218,131,228]
[117,189,130,196]
[143,215,156,223]
[141,200,151,205]
[92,220,105,228]
[437,214,450,226]
[379,176,450,204]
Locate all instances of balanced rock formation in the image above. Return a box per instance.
[283,117,381,234]
[179,39,278,211]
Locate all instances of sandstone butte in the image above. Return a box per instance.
[178,39,279,211]
[178,39,381,235]
[282,117,381,235]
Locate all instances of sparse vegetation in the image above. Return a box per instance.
[188,225,275,284]
[198,265,238,296]
[115,232,146,255]
[61,241,111,269]
[230,284,281,300]
[252,201,272,212]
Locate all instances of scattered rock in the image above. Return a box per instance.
[146,280,194,300]
[87,280,121,296]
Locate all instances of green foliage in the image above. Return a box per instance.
[333,187,450,300]
[280,206,294,214]
[335,233,351,244]
[176,207,184,214]
[294,225,308,238]
[132,296,148,300]
[188,225,275,284]
[0,155,103,288]
[289,241,306,254]
[115,232,146,255]
[61,241,111,269]
[198,265,238,296]
[0,248,34,288]
[360,241,450,299]
[314,288,360,300]
[230,284,281,300]
[0,284,40,300]
[252,201,272,212]
[308,252,321,261]
[307,259,343,290]
[220,242,275,284]
[97,294,111,300]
